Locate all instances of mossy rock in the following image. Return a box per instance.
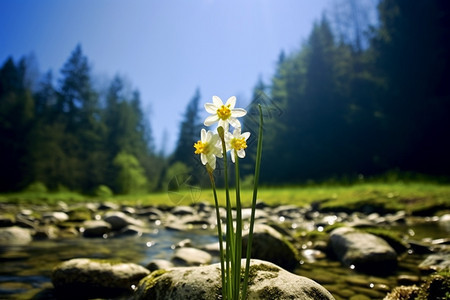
[134,259,335,299]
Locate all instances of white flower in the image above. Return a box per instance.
[193,128,223,169]
[225,128,250,163]
[204,96,247,130]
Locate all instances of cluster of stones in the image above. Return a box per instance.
[0,200,449,299]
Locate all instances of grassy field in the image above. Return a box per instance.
[1,182,449,215]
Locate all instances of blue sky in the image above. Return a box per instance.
[0,0,331,154]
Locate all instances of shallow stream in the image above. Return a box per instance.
[0,215,448,299]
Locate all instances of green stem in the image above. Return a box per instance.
[207,167,225,300]
[234,151,242,299]
[218,126,234,299]
[242,104,263,299]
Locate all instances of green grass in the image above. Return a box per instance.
[1,182,449,214]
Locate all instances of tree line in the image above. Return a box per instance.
[1,0,449,194]
[171,0,450,185]
[0,45,163,194]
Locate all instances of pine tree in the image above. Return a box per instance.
[171,88,202,170]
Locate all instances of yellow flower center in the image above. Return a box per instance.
[230,137,247,151]
[194,141,209,154]
[217,105,231,120]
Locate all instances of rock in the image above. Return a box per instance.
[199,241,225,255]
[329,227,397,274]
[134,259,335,300]
[171,206,196,216]
[385,274,450,300]
[174,238,192,248]
[0,226,33,245]
[146,259,174,272]
[103,211,144,231]
[0,215,15,227]
[383,285,420,300]
[439,214,450,231]
[116,225,145,236]
[81,220,112,237]
[408,240,433,254]
[98,202,120,210]
[397,275,421,286]
[136,207,164,220]
[241,208,269,220]
[418,253,450,273]
[34,225,59,239]
[51,258,149,298]
[242,224,299,270]
[172,247,212,266]
[42,212,69,223]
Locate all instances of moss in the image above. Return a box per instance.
[244,263,280,286]
[324,222,346,233]
[138,269,170,296]
[88,258,126,265]
[416,274,450,300]
[258,285,285,299]
[386,274,450,300]
[361,227,409,253]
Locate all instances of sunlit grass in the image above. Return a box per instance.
[1,182,449,214]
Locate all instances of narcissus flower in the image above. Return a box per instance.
[225,128,250,163]
[204,96,247,130]
[194,128,223,169]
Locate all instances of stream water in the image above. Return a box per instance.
[0,217,448,299]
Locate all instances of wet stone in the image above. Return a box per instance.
[0,226,33,245]
[171,205,196,216]
[329,227,398,274]
[419,253,450,273]
[103,211,145,231]
[146,259,174,272]
[172,247,212,266]
[51,258,150,299]
[81,220,112,238]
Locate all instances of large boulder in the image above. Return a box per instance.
[51,258,149,299]
[134,259,335,300]
[242,224,299,270]
[329,227,397,274]
[0,226,33,245]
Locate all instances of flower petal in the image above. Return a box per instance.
[232,128,241,136]
[225,96,236,109]
[206,130,213,142]
[218,119,229,132]
[228,117,241,129]
[204,115,219,126]
[208,156,216,170]
[210,133,219,144]
[231,108,247,118]
[201,128,207,142]
[230,150,236,163]
[212,96,223,107]
[237,149,246,158]
[242,132,251,140]
[205,103,218,114]
[201,153,207,165]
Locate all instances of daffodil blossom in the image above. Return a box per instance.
[194,128,223,170]
[225,128,250,163]
[204,96,247,130]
